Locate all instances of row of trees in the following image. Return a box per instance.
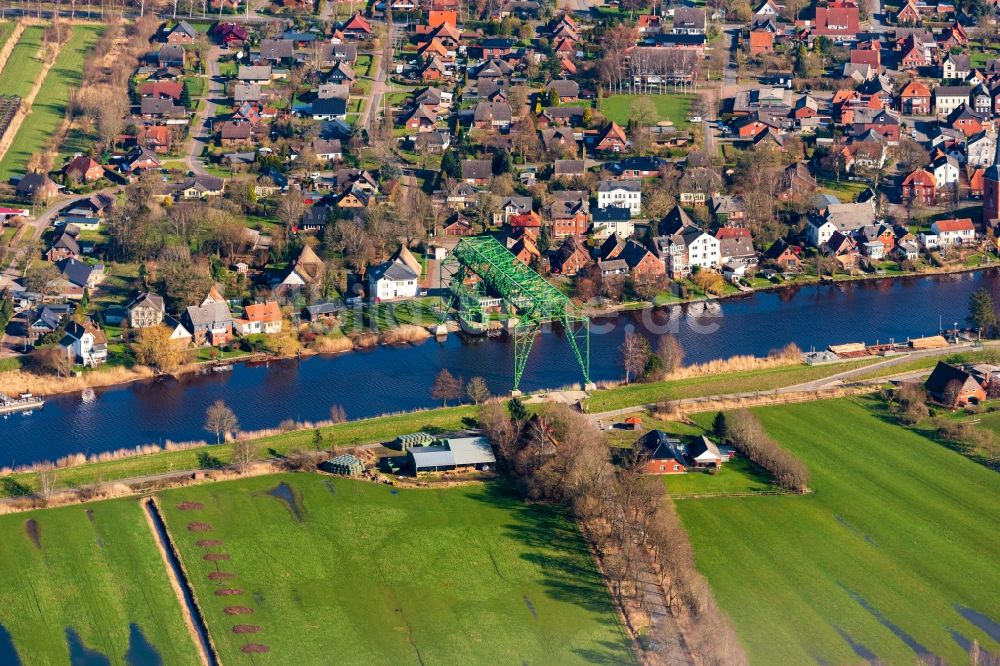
[431,369,491,406]
[480,400,746,665]
[619,332,685,384]
[718,410,811,492]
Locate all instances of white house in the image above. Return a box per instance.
[931,155,960,188]
[60,321,108,367]
[233,301,283,335]
[967,133,996,168]
[806,218,838,247]
[930,218,976,246]
[597,179,642,217]
[680,227,721,270]
[367,245,421,302]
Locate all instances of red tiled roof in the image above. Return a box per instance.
[933,218,974,232]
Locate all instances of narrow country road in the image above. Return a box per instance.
[184,46,223,176]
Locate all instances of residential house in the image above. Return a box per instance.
[606,156,667,179]
[925,361,985,406]
[233,301,282,335]
[310,97,348,121]
[902,168,937,204]
[806,201,877,246]
[16,173,58,201]
[594,122,628,153]
[494,196,533,225]
[764,239,800,271]
[591,205,634,240]
[716,226,756,266]
[28,304,71,344]
[340,12,373,39]
[312,138,343,162]
[617,239,666,280]
[710,195,747,226]
[164,20,197,44]
[778,162,817,201]
[899,80,932,115]
[967,132,996,168]
[158,44,185,68]
[126,292,166,329]
[549,191,589,237]
[368,245,421,302]
[549,237,592,276]
[811,4,860,42]
[931,154,961,189]
[184,301,233,346]
[259,38,294,62]
[941,53,971,80]
[165,175,226,199]
[121,146,161,172]
[636,430,687,475]
[679,227,721,270]
[60,320,108,367]
[672,7,706,34]
[460,159,493,185]
[597,180,642,217]
[930,217,975,245]
[546,79,579,102]
[935,85,971,117]
[472,101,512,130]
[138,125,173,153]
[63,156,104,183]
[47,232,80,262]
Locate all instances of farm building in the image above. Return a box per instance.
[320,454,364,476]
[924,362,986,407]
[408,437,496,474]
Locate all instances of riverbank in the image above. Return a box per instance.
[0,349,962,499]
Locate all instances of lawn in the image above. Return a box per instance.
[0,497,199,664]
[157,474,633,664]
[600,93,697,130]
[0,25,45,99]
[676,398,1000,664]
[665,455,773,496]
[0,25,103,182]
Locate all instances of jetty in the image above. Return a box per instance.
[0,392,44,415]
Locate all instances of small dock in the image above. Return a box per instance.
[0,392,44,415]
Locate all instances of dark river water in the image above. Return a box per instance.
[2,270,997,468]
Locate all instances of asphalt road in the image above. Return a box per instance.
[184,47,224,177]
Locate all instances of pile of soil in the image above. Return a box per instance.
[177,502,204,511]
[241,644,269,653]
[215,589,243,596]
[223,607,253,615]
[232,625,261,634]
[187,523,213,532]
[196,539,222,547]
[203,553,230,561]
[208,572,235,581]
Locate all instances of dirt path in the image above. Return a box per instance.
[0,22,26,76]
[142,497,218,666]
[0,35,64,165]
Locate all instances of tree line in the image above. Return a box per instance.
[717,410,811,492]
[480,399,747,665]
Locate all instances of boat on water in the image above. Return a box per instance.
[0,392,45,415]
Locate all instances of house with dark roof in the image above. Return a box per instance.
[60,320,108,367]
[368,245,421,302]
[637,430,688,474]
[184,301,234,346]
[925,362,985,406]
[546,79,579,102]
[259,38,294,62]
[461,159,493,184]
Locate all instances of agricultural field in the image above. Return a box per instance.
[0,25,45,99]
[158,474,632,664]
[0,498,199,664]
[677,398,1000,664]
[0,22,14,53]
[0,25,103,182]
[600,93,697,129]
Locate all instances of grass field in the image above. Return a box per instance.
[0,25,102,182]
[0,498,199,663]
[676,398,1000,664]
[584,358,879,413]
[158,474,633,664]
[0,22,14,54]
[0,26,45,99]
[600,93,697,129]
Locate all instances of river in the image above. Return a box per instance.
[1,270,997,468]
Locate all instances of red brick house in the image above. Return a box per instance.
[811,3,860,42]
[594,122,628,153]
[925,362,985,406]
[900,80,931,115]
[749,30,774,55]
[764,239,799,271]
[637,431,687,475]
[63,156,104,183]
[896,1,921,22]
[902,168,937,205]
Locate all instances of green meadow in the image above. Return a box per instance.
[677,398,1000,664]
[158,474,633,664]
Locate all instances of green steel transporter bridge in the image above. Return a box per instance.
[439,236,592,393]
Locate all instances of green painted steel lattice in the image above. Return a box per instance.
[440,236,590,391]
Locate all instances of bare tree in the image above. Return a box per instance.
[230,439,257,474]
[466,376,491,404]
[36,466,58,504]
[204,400,238,444]
[619,332,649,384]
[656,334,685,376]
[431,369,463,406]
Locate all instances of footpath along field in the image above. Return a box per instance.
[158,474,633,665]
[677,398,1000,664]
[0,497,199,664]
[0,25,102,182]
